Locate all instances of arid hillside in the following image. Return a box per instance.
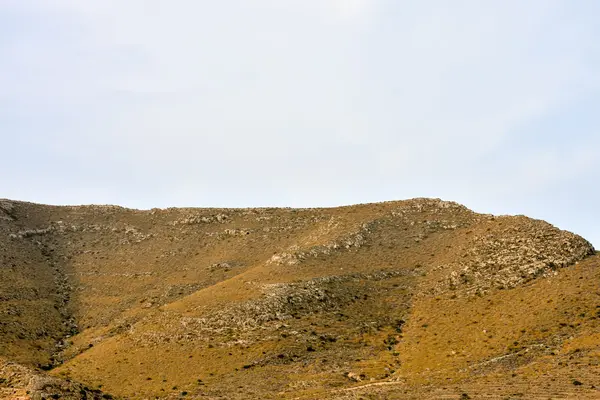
[0,198,598,399]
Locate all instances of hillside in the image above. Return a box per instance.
[0,198,598,399]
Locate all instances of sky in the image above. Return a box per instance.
[0,0,599,246]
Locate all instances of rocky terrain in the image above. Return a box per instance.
[0,198,598,399]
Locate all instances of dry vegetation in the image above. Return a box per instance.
[0,198,598,399]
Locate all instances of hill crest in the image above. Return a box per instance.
[0,198,597,399]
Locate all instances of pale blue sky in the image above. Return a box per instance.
[1,0,598,246]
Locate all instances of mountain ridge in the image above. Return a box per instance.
[0,197,598,399]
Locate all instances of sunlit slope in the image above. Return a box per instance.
[328,253,600,399]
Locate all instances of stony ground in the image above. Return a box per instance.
[0,198,598,399]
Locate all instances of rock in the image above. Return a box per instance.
[346,372,362,382]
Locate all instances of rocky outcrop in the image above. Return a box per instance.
[0,200,14,221]
[135,269,414,347]
[267,224,370,266]
[0,359,112,400]
[444,217,595,295]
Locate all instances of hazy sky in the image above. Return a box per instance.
[1,1,599,246]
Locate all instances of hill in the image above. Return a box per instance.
[0,198,598,399]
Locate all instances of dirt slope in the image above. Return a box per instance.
[0,198,597,399]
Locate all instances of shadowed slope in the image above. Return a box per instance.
[0,200,76,368]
